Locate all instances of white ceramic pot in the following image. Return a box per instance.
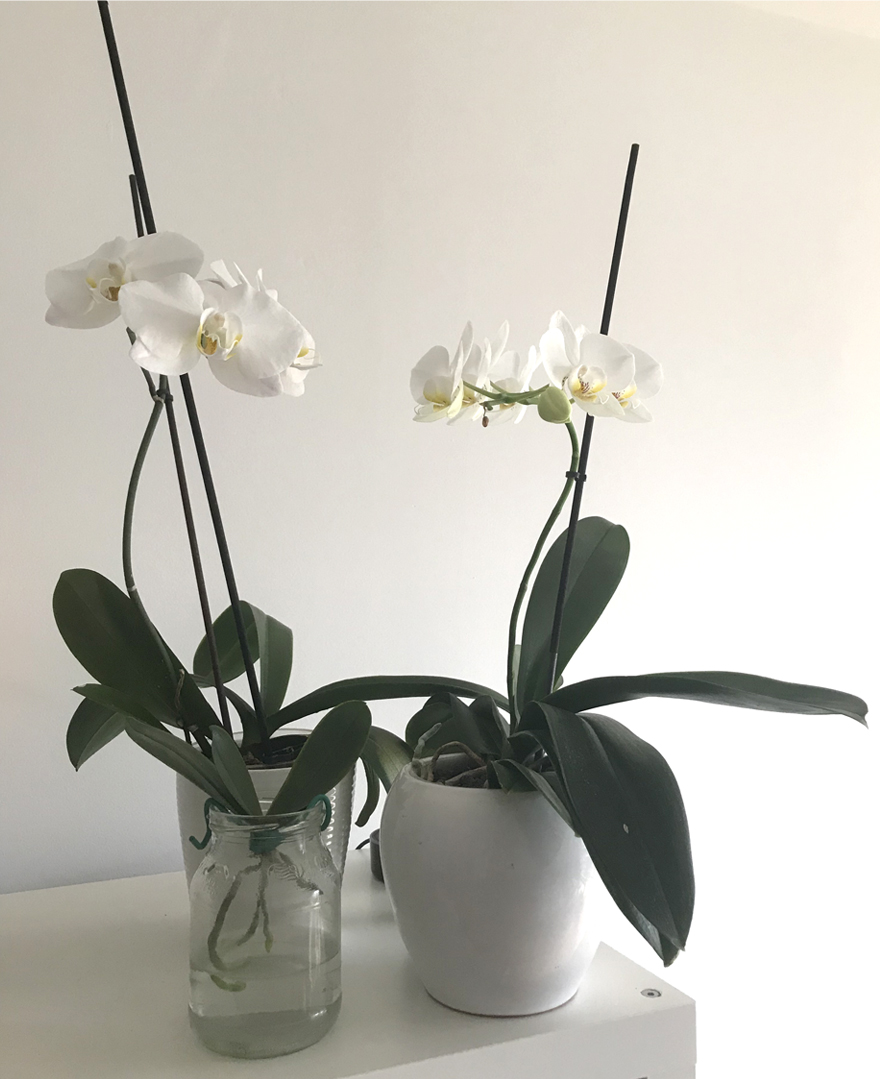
[177,730,354,883]
[380,764,599,1017]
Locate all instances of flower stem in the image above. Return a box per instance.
[506,421,579,729]
[121,389,179,670]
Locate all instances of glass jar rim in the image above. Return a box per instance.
[207,799,327,837]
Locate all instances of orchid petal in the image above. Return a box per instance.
[217,285,307,379]
[44,238,127,328]
[411,345,451,404]
[550,311,578,363]
[124,233,203,282]
[619,400,654,423]
[208,354,283,397]
[540,327,571,387]
[626,344,663,400]
[578,334,635,390]
[118,274,204,374]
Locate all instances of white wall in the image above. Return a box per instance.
[1,2,877,1076]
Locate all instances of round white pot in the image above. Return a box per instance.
[380,764,599,1017]
[177,731,354,883]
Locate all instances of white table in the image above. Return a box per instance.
[0,850,695,1078]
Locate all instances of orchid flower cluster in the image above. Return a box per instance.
[45,233,319,397]
[410,312,663,426]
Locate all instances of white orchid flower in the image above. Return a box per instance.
[203,261,320,397]
[45,233,203,329]
[610,344,663,422]
[446,321,513,423]
[410,322,474,422]
[118,273,317,397]
[540,310,662,422]
[483,343,545,425]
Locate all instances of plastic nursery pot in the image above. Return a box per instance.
[188,799,340,1059]
[380,764,600,1017]
[177,727,354,882]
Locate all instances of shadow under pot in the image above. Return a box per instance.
[380,763,600,1017]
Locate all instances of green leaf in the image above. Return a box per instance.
[53,570,178,722]
[517,517,629,711]
[210,726,261,815]
[492,758,574,830]
[67,697,125,770]
[546,671,869,725]
[248,605,293,717]
[268,701,372,815]
[73,683,164,727]
[360,727,412,790]
[124,718,238,810]
[405,693,495,757]
[271,676,508,734]
[223,687,265,747]
[538,703,693,966]
[192,603,259,685]
[355,760,381,828]
[175,669,220,733]
[468,695,510,755]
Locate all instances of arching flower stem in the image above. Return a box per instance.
[506,421,579,729]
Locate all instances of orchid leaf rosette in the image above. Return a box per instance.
[276,312,865,968]
[47,231,408,828]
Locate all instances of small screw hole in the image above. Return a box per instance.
[641,987,662,998]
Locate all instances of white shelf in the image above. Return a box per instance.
[0,850,695,1078]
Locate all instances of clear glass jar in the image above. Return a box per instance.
[188,800,341,1058]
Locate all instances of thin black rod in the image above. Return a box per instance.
[546,144,640,694]
[128,173,144,238]
[126,171,230,733]
[179,375,270,751]
[98,1,155,234]
[102,1,265,745]
[160,378,234,735]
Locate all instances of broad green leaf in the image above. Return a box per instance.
[492,758,574,830]
[546,671,869,725]
[469,695,510,755]
[269,701,372,815]
[175,669,220,733]
[73,683,164,726]
[247,605,293,717]
[67,698,125,769]
[192,603,259,685]
[222,687,265,748]
[355,760,381,827]
[210,726,261,815]
[54,570,178,722]
[124,718,238,810]
[517,518,629,711]
[539,703,694,966]
[270,676,509,734]
[360,727,412,790]
[405,693,494,757]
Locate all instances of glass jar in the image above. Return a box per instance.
[188,799,341,1058]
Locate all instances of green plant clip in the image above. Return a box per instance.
[307,793,332,831]
[189,797,229,850]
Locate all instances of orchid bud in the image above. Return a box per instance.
[537,385,572,424]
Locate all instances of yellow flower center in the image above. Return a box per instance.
[613,383,637,408]
[197,309,243,358]
[85,259,127,303]
[567,367,607,403]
